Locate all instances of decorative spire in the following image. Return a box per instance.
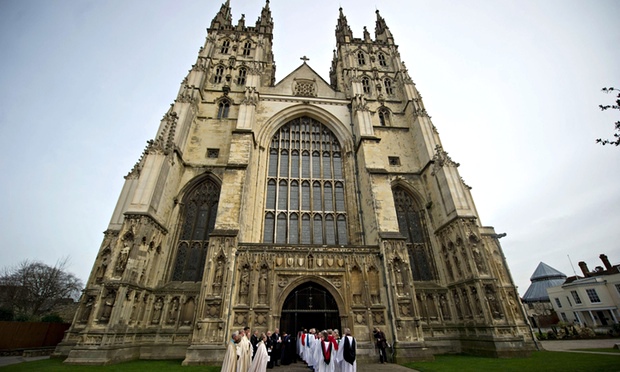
[335,7,353,43]
[210,0,233,30]
[374,9,394,44]
[256,0,273,34]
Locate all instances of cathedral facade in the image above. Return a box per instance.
[56,1,536,365]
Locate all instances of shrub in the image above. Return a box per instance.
[0,307,14,321]
[578,327,596,339]
[41,313,64,323]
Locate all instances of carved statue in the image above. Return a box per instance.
[115,243,130,275]
[80,296,95,323]
[100,290,116,322]
[152,297,163,324]
[167,297,180,324]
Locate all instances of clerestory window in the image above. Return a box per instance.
[264,116,348,245]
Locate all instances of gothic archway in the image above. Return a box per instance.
[280,282,341,335]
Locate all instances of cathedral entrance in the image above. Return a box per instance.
[280,282,341,334]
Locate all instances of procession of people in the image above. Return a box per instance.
[222,325,359,372]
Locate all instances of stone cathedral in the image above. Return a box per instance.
[56,1,536,365]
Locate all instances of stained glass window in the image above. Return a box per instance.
[264,116,348,244]
[172,178,220,282]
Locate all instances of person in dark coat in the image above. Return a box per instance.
[280,331,295,365]
[271,328,282,366]
[266,330,274,368]
[251,329,260,360]
[373,327,388,363]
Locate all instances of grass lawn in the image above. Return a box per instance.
[405,350,620,372]
[0,359,221,372]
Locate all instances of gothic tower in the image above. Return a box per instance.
[56,2,536,365]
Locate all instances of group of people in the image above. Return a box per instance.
[223,325,370,372]
[221,327,300,372]
[297,327,357,372]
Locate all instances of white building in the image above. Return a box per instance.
[547,255,620,329]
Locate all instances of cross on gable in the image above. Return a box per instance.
[300,55,310,63]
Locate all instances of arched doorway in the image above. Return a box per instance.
[280,282,341,334]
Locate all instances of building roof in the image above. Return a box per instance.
[522,262,567,303]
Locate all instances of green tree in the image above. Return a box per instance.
[596,87,620,146]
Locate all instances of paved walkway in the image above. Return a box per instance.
[0,355,50,367]
[268,362,417,372]
[539,339,620,355]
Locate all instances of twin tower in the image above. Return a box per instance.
[56,1,535,365]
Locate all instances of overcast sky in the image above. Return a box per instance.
[1,0,619,296]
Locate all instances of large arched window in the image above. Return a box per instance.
[393,187,436,281]
[172,178,221,282]
[264,116,348,245]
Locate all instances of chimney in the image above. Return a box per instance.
[600,254,612,271]
[578,261,589,276]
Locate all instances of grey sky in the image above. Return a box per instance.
[0,0,618,295]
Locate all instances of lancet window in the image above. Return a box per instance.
[362,77,371,94]
[218,99,230,119]
[237,67,247,85]
[378,108,390,126]
[214,65,225,84]
[220,39,230,54]
[242,41,252,56]
[357,52,366,66]
[378,53,387,67]
[172,178,220,282]
[384,78,394,95]
[264,116,348,245]
[393,187,436,281]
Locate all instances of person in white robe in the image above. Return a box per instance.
[222,331,240,372]
[312,332,322,369]
[335,328,356,372]
[249,333,269,372]
[305,329,315,367]
[237,328,252,372]
[333,330,342,372]
[313,331,335,372]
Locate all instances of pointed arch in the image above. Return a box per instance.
[378,107,391,126]
[262,116,349,245]
[217,97,231,119]
[171,175,221,282]
[392,185,436,281]
[361,76,371,94]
